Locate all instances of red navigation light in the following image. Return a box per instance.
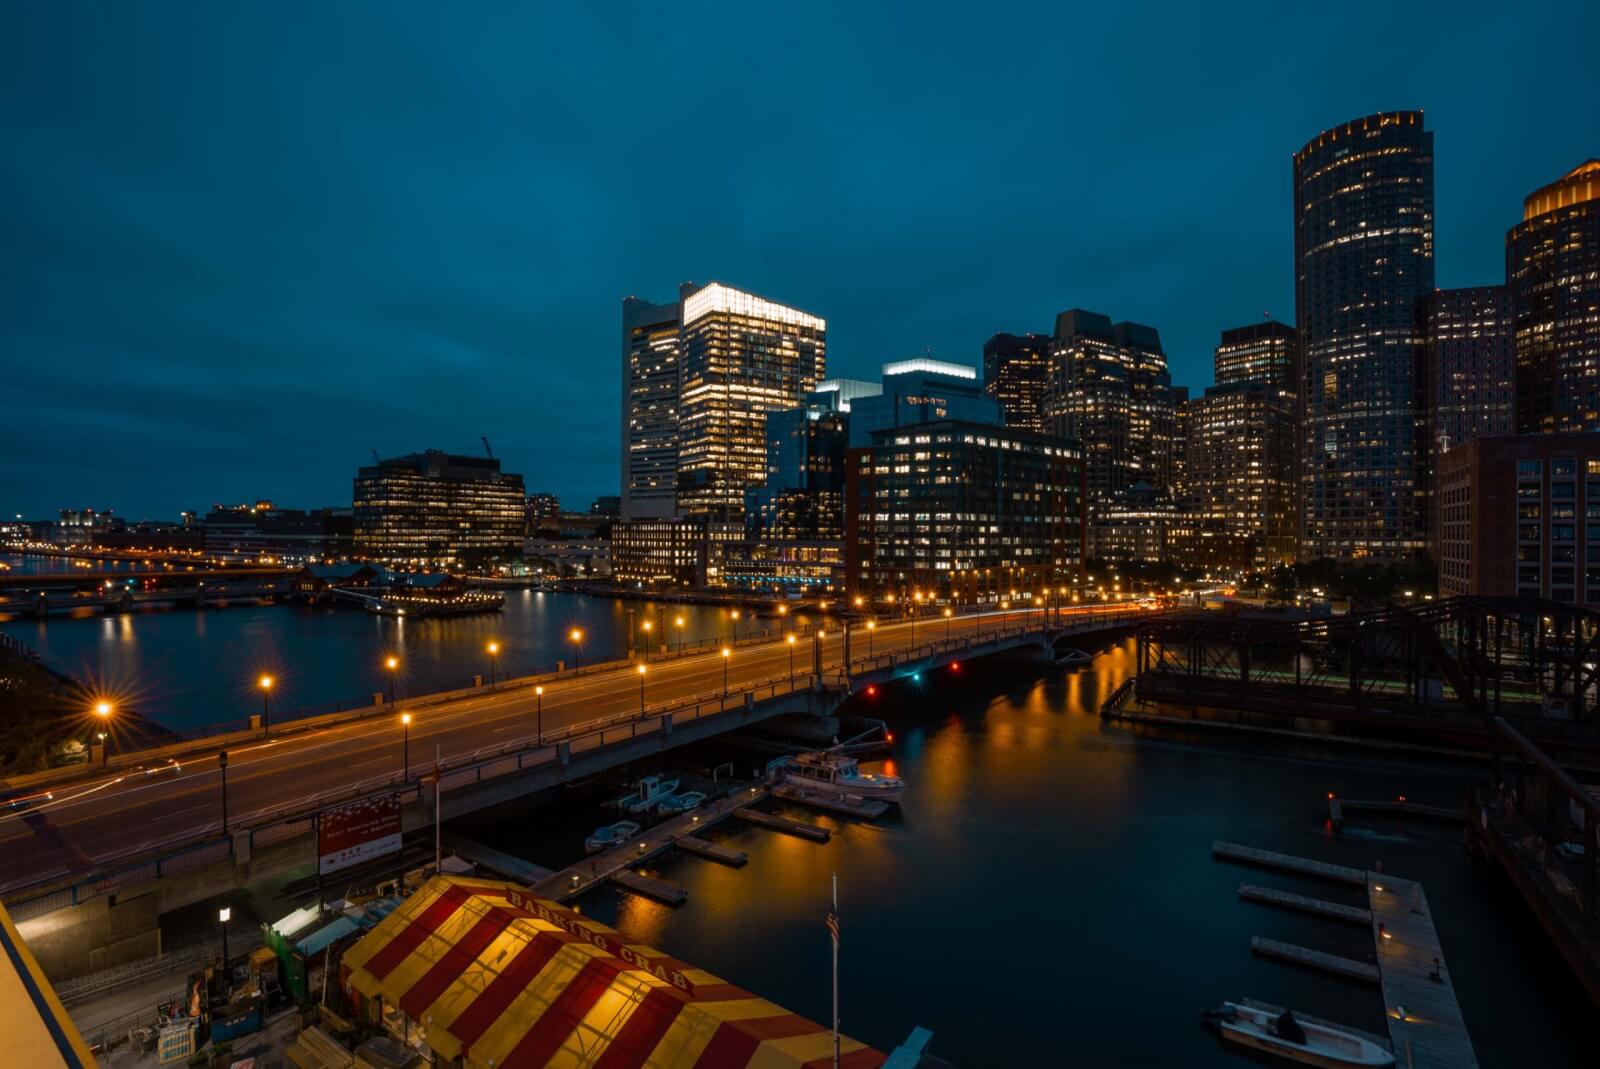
[1326,791,1335,800]
[866,685,877,697]
[1398,794,1406,803]
[886,731,894,742]
[950,661,960,671]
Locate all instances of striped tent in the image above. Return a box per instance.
[341,875,884,1069]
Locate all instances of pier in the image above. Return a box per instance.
[1328,795,1464,829]
[1211,840,1367,885]
[771,783,891,819]
[1237,884,1371,925]
[1249,936,1379,983]
[676,835,747,866]
[733,807,831,841]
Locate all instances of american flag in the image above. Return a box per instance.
[826,909,840,945]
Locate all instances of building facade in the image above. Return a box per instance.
[1437,432,1600,608]
[1044,309,1177,516]
[847,359,1001,447]
[675,283,827,520]
[982,332,1053,432]
[1185,380,1298,570]
[610,517,742,587]
[1215,321,1297,390]
[845,420,1083,600]
[746,402,849,543]
[1507,161,1600,435]
[620,295,683,520]
[1420,285,1515,458]
[353,451,525,569]
[203,504,353,564]
[1294,111,1435,561]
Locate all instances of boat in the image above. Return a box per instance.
[584,820,640,854]
[776,750,905,803]
[610,775,681,814]
[1205,1001,1393,1067]
[657,790,707,815]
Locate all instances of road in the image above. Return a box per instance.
[0,604,1135,895]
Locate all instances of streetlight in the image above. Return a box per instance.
[721,646,731,696]
[729,609,740,644]
[534,685,545,743]
[486,641,500,688]
[944,606,953,643]
[674,615,685,653]
[258,674,274,734]
[787,633,797,683]
[401,713,412,779]
[385,655,400,707]
[94,701,112,766]
[218,750,229,833]
[777,604,788,636]
[568,627,584,669]
[637,663,647,714]
[640,620,652,662]
[866,620,876,657]
[218,906,231,970]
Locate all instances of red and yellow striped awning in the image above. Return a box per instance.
[341,875,884,1069]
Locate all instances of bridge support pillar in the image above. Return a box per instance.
[661,713,673,736]
[557,741,572,766]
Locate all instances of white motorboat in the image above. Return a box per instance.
[778,750,905,803]
[611,775,681,814]
[657,790,707,815]
[584,820,640,854]
[1206,1001,1393,1067]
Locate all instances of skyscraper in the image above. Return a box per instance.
[675,283,827,519]
[1185,380,1298,570]
[1214,321,1297,390]
[353,450,525,569]
[1507,160,1600,434]
[1044,309,1176,515]
[1294,111,1434,561]
[620,295,682,520]
[982,332,1053,432]
[1419,285,1515,456]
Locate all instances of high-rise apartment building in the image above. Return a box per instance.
[1185,380,1298,569]
[845,420,1083,600]
[620,295,683,520]
[1295,111,1435,561]
[1507,161,1600,434]
[675,283,827,519]
[353,450,525,569]
[982,332,1053,432]
[1044,309,1177,514]
[1420,285,1515,456]
[1214,321,1297,390]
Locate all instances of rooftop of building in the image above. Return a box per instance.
[1294,110,1426,164]
[1521,159,1600,221]
[1218,320,1295,346]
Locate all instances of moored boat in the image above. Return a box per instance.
[584,820,641,854]
[657,790,708,815]
[610,775,681,814]
[777,750,905,803]
[1205,1001,1393,1067]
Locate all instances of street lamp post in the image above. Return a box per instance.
[94,701,112,766]
[218,906,231,970]
[486,642,500,688]
[944,606,953,643]
[640,620,652,663]
[674,616,685,654]
[385,656,400,707]
[218,750,229,833]
[568,628,584,670]
[786,633,797,684]
[637,664,647,714]
[866,620,875,658]
[401,713,412,779]
[535,685,544,744]
[258,674,274,735]
[721,647,731,697]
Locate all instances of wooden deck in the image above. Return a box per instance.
[1369,874,1479,1069]
[676,835,747,866]
[1238,884,1372,925]
[1329,797,1464,829]
[612,869,688,905]
[733,807,831,841]
[1251,936,1380,983]
[771,784,891,819]
[1212,841,1368,885]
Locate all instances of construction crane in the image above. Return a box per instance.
[481,436,495,460]
[370,448,382,465]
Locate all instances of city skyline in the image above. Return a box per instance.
[4,4,1598,519]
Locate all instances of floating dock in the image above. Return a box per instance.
[1329,796,1465,829]
[771,784,890,819]
[1212,840,1368,886]
[1250,936,1380,983]
[1369,874,1479,1069]
[676,835,747,866]
[611,869,688,906]
[733,807,831,841]
[1238,884,1372,925]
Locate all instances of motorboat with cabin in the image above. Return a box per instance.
[1204,1001,1393,1067]
[585,820,640,854]
[775,750,905,803]
[610,775,680,814]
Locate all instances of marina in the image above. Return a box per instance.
[1250,936,1381,984]
[1237,885,1372,926]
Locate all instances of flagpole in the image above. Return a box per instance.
[832,871,840,1069]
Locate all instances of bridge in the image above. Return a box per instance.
[0,567,294,616]
[1124,596,1600,757]
[0,601,1148,981]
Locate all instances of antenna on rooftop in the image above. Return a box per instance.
[370,448,381,465]
[481,436,495,460]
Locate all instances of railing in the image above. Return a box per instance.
[1099,678,1136,718]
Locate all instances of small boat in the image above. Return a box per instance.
[610,775,681,814]
[1205,1001,1393,1067]
[657,791,707,815]
[777,750,905,803]
[585,820,640,854]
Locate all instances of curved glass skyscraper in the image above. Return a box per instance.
[1294,111,1434,561]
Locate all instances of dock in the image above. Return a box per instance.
[611,869,688,906]
[1329,796,1464,829]
[1238,884,1372,925]
[1369,874,1479,1068]
[1212,840,1368,886]
[733,807,831,841]
[1250,936,1379,983]
[771,784,890,819]
[441,833,555,884]
[676,835,747,866]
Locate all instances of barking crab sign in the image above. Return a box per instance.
[318,794,402,875]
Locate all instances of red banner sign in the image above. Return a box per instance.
[318,794,401,875]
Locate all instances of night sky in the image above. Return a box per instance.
[3,2,1596,519]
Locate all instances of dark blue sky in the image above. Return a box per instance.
[3,2,1596,519]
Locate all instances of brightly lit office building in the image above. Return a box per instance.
[847,359,1001,447]
[1295,111,1435,561]
[983,332,1053,432]
[675,283,827,520]
[620,294,684,520]
[353,450,525,569]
